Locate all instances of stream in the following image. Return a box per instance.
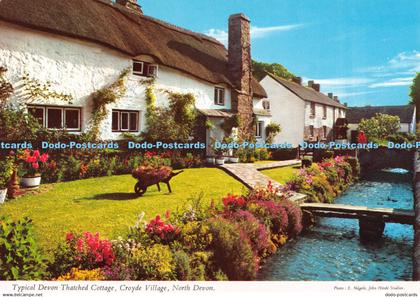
[258,169,414,281]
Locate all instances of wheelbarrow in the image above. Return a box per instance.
[133,169,184,196]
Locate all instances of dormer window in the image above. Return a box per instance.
[214,87,225,105]
[147,65,158,77]
[132,60,144,76]
[262,100,270,110]
[132,60,158,77]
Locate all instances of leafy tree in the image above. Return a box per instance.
[358,113,400,141]
[252,60,295,81]
[409,72,419,122]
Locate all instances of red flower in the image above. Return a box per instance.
[65,232,74,242]
[33,150,40,158]
[27,156,37,163]
[39,153,49,163]
[31,162,39,169]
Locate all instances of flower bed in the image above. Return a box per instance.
[286,156,359,203]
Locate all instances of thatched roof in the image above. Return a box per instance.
[266,73,347,108]
[347,105,415,124]
[0,0,266,98]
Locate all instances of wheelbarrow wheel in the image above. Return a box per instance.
[134,182,147,196]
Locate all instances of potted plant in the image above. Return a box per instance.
[206,156,215,165]
[215,148,225,166]
[229,150,239,163]
[19,149,49,188]
[0,156,13,204]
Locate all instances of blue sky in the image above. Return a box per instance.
[140,0,420,107]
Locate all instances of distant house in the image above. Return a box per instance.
[0,0,268,156]
[259,73,347,147]
[346,105,416,142]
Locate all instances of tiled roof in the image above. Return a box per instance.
[346,105,415,124]
[267,73,347,109]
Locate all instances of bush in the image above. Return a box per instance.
[207,218,257,280]
[130,244,174,280]
[172,250,191,280]
[0,216,47,280]
[270,148,298,161]
[278,199,303,237]
[247,201,289,235]
[50,232,114,277]
[302,158,312,168]
[55,268,105,280]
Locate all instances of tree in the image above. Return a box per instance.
[252,60,295,81]
[358,113,400,141]
[409,72,419,122]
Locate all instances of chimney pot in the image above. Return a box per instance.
[292,76,302,85]
[333,96,339,102]
[328,92,333,99]
[308,80,314,87]
[116,0,143,13]
[312,83,320,92]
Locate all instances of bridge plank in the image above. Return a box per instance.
[301,203,415,225]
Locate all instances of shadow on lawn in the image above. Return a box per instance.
[83,192,140,201]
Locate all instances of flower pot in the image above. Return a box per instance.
[224,156,230,162]
[0,188,7,204]
[215,158,225,166]
[206,157,215,165]
[21,176,41,188]
[229,157,239,163]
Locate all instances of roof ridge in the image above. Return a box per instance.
[95,0,225,47]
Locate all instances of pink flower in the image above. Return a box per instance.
[31,162,39,169]
[33,150,40,158]
[39,153,49,163]
[66,232,74,242]
[27,156,37,163]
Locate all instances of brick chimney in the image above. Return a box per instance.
[328,92,333,99]
[116,0,143,13]
[312,83,320,92]
[228,13,253,138]
[292,76,302,85]
[308,80,314,88]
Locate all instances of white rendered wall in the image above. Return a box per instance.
[259,75,305,147]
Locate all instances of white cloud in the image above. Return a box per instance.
[204,24,304,45]
[360,50,420,74]
[334,91,378,97]
[369,77,413,88]
[302,77,373,87]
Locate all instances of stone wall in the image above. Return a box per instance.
[358,147,414,172]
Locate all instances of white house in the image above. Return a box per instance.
[260,73,347,147]
[346,105,416,142]
[0,0,268,155]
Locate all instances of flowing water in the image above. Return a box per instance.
[259,169,414,281]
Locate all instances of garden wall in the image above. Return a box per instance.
[358,147,414,172]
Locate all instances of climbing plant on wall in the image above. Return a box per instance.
[21,72,74,104]
[0,67,13,108]
[89,68,130,139]
[143,85,196,142]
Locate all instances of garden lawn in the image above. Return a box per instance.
[0,168,245,256]
[261,165,299,184]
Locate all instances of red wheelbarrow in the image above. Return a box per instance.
[132,165,183,196]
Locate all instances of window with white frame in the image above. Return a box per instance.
[112,110,139,132]
[310,102,316,117]
[255,121,264,138]
[132,60,158,77]
[132,60,144,76]
[262,99,270,110]
[323,105,327,119]
[214,87,225,105]
[28,105,81,131]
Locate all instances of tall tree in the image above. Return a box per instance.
[409,73,419,122]
[252,60,295,81]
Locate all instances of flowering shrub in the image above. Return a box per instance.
[222,193,246,211]
[18,149,48,177]
[247,200,289,235]
[130,244,175,280]
[55,268,105,280]
[50,232,114,277]
[145,214,181,244]
[287,156,358,203]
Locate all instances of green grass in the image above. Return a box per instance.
[0,168,245,255]
[260,165,299,184]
